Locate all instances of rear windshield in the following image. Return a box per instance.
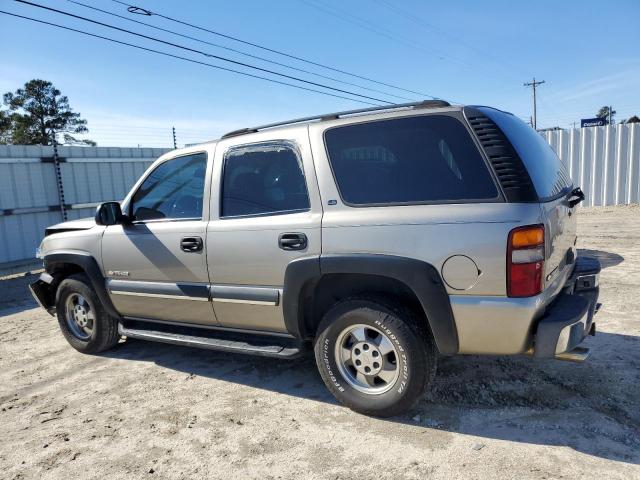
[324,115,498,205]
[479,107,572,200]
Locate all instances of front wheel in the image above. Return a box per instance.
[55,273,120,354]
[314,299,437,417]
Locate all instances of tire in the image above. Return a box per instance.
[314,298,437,417]
[55,273,120,354]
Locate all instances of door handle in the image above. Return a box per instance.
[278,233,307,251]
[180,236,203,252]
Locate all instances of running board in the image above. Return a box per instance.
[118,322,305,359]
[555,346,590,363]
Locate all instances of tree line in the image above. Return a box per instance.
[0,79,95,146]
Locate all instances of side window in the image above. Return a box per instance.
[324,115,499,205]
[221,142,310,217]
[131,153,207,221]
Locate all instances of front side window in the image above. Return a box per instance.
[324,115,499,205]
[131,153,207,221]
[221,142,310,217]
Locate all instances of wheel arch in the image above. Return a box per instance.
[43,251,120,318]
[283,254,458,355]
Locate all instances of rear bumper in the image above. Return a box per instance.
[533,256,601,359]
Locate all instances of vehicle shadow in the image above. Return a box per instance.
[577,248,624,269]
[105,329,640,465]
[0,273,42,316]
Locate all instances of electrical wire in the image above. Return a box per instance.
[109,0,438,99]
[0,10,380,107]
[14,0,394,105]
[372,0,529,79]
[64,0,415,102]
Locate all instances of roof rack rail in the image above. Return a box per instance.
[220,99,451,139]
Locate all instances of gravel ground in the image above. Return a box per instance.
[0,206,638,480]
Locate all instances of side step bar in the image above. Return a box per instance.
[555,346,590,363]
[118,322,305,359]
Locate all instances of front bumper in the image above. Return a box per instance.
[533,256,601,359]
[29,272,56,316]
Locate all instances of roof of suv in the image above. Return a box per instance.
[219,100,460,141]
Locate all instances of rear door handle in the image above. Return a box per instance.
[278,232,307,251]
[180,236,203,252]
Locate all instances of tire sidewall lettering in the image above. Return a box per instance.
[323,338,345,392]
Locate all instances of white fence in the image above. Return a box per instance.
[0,145,170,267]
[543,123,639,206]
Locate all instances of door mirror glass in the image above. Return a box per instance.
[95,201,123,226]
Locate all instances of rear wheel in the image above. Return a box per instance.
[55,273,120,353]
[314,298,437,417]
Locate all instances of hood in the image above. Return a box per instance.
[45,217,96,236]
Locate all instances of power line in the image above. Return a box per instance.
[108,0,438,99]
[0,10,380,106]
[64,0,415,102]
[372,0,528,79]
[15,0,393,105]
[298,0,507,91]
[300,0,450,62]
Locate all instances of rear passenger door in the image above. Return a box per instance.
[206,130,322,333]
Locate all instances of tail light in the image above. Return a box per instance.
[507,225,545,297]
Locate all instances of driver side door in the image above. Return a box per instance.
[102,151,217,325]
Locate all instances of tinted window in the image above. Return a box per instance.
[221,143,310,217]
[480,107,572,199]
[131,153,207,221]
[324,115,498,205]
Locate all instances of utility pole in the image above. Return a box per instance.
[608,105,612,125]
[523,77,545,130]
[172,126,177,149]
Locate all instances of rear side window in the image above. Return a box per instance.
[324,115,498,205]
[479,107,572,200]
[221,142,310,217]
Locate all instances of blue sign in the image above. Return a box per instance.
[581,118,606,128]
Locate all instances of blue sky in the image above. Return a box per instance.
[1,0,639,147]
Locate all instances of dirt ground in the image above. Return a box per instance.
[0,206,638,480]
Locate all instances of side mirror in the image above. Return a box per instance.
[95,201,124,226]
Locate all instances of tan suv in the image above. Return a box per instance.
[30,101,600,416]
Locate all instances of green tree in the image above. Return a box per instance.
[3,79,95,145]
[626,115,640,124]
[0,108,12,144]
[596,106,616,125]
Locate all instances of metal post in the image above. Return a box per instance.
[51,132,67,221]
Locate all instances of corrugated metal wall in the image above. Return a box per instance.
[0,145,169,265]
[543,123,639,206]
[1,125,638,267]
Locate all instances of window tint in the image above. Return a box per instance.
[479,107,572,199]
[221,143,310,217]
[324,115,498,205]
[131,153,207,221]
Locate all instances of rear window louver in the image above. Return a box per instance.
[464,108,538,202]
